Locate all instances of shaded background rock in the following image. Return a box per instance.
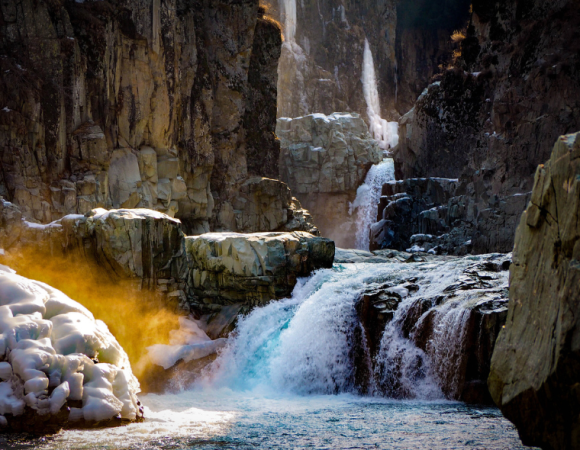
[277,112,381,247]
[392,0,580,255]
[489,132,580,449]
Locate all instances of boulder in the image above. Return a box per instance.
[488,132,580,449]
[185,231,335,308]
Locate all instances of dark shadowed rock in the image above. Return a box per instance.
[489,132,580,449]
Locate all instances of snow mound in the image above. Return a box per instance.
[147,317,227,370]
[0,266,142,428]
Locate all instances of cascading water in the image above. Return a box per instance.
[350,158,395,250]
[34,257,528,450]
[281,0,296,42]
[348,39,400,251]
[362,38,399,151]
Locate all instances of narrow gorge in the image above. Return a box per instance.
[0,0,579,449]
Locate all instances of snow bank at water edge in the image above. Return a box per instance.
[0,265,143,431]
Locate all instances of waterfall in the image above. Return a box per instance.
[350,158,395,251]
[362,39,399,151]
[198,258,488,399]
[281,0,297,42]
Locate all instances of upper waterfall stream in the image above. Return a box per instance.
[17,258,531,450]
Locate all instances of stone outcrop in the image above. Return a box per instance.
[4,207,334,314]
[489,132,580,449]
[351,251,510,404]
[394,0,580,254]
[186,231,335,308]
[370,177,530,255]
[276,112,381,247]
[0,0,310,236]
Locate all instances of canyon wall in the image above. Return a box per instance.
[0,0,310,235]
[272,0,470,121]
[384,0,580,254]
[489,132,580,449]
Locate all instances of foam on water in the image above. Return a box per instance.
[350,158,395,250]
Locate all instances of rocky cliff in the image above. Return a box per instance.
[391,0,580,254]
[0,0,313,235]
[272,0,470,121]
[489,132,580,449]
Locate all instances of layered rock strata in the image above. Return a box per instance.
[276,113,381,247]
[0,265,143,432]
[0,0,304,236]
[489,132,580,449]
[394,0,580,254]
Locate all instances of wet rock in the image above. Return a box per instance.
[354,253,510,403]
[277,113,381,247]
[489,132,580,449]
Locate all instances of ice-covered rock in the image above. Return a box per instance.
[0,265,142,432]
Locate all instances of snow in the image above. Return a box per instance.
[1,107,11,113]
[406,245,425,253]
[147,317,227,370]
[0,266,141,424]
[90,208,181,224]
[362,39,399,151]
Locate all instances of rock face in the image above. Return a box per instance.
[0,265,143,432]
[186,231,335,308]
[276,113,381,247]
[5,207,334,314]
[370,177,531,255]
[0,0,309,236]
[488,132,580,449]
[350,251,510,404]
[394,0,580,254]
[271,0,469,119]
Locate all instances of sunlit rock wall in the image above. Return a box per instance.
[0,0,302,235]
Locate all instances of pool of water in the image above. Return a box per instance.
[2,389,530,450]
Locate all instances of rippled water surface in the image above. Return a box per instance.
[2,390,530,450]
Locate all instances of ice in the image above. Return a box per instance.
[147,317,227,370]
[281,0,297,42]
[0,265,141,423]
[362,39,399,150]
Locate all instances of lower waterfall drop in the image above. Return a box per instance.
[350,158,395,251]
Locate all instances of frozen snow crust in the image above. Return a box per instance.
[0,265,143,433]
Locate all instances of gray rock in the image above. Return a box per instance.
[489,132,580,449]
[277,113,381,247]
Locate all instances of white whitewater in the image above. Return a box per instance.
[350,157,395,250]
[362,38,399,150]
